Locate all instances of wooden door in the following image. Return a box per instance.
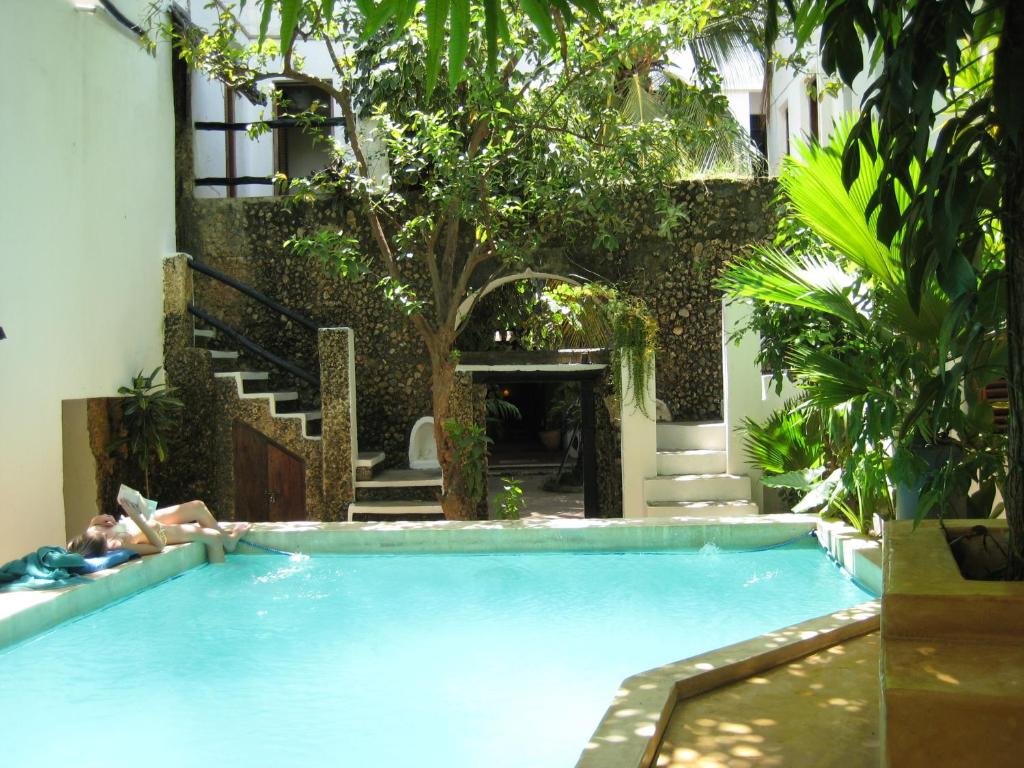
[233,421,306,522]
[267,442,305,521]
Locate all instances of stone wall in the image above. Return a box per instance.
[176,180,777,480]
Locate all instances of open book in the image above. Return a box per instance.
[116,484,158,518]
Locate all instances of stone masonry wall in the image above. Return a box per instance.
[177,180,777,481]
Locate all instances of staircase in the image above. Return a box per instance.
[346,451,445,522]
[194,326,323,439]
[645,421,758,517]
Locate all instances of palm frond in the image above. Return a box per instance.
[718,246,866,329]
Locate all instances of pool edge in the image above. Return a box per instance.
[576,599,882,768]
[0,543,205,651]
[576,523,882,768]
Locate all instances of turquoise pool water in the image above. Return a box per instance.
[0,538,871,767]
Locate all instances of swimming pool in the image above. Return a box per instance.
[0,537,872,767]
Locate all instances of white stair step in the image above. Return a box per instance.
[271,391,299,402]
[646,500,759,518]
[644,473,751,503]
[347,500,444,523]
[215,371,270,382]
[193,329,215,340]
[356,468,442,488]
[303,410,322,420]
[657,449,726,476]
[356,451,385,469]
[209,350,239,360]
[657,421,726,451]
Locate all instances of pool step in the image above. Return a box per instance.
[347,500,444,522]
[645,473,751,503]
[656,421,726,452]
[645,499,759,517]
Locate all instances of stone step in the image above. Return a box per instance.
[355,451,386,481]
[656,449,726,476]
[193,328,216,341]
[356,451,385,468]
[657,421,726,452]
[355,467,443,488]
[645,499,759,518]
[208,349,239,360]
[644,473,751,503]
[347,500,444,523]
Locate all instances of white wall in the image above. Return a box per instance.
[767,33,874,171]
[0,0,174,561]
[722,299,802,512]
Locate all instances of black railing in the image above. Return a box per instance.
[186,258,319,388]
[188,259,317,332]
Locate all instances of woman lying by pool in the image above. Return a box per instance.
[68,489,250,564]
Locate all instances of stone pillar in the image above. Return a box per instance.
[162,254,193,357]
[318,327,357,519]
[619,352,657,518]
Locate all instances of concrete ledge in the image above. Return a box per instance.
[883,519,1024,641]
[577,600,881,768]
[816,519,883,596]
[237,514,821,555]
[881,519,1024,768]
[0,544,205,651]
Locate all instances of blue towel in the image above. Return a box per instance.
[0,547,87,591]
[74,549,138,574]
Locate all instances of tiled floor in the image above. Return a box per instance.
[656,633,881,768]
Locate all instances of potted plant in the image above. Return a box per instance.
[107,368,184,497]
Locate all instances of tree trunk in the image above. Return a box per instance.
[1003,147,1024,572]
[429,353,479,520]
[1003,3,1024,576]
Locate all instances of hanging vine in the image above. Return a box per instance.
[520,282,659,415]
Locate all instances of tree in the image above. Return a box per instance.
[178,1,754,519]
[782,1,1023,571]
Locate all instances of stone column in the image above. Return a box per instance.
[162,254,193,357]
[619,352,657,518]
[318,327,357,519]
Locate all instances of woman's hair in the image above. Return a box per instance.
[67,528,109,558]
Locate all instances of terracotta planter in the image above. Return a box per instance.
[538,429,561,451]
[881,520,1024,767]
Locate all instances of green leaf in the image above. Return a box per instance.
[448,0,469,89]
[360,0,399,42]
[567,0,601,18]
[389,0,419,41]
[279,0,303,54]
[424,0,450,92]
[321,0,337,20]
[258,0,274,43]
[520,0,557,48]
[483,0,499,73]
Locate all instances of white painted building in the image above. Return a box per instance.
[766,32,873,172]
[185,1,386,199]
[0,0,174,562]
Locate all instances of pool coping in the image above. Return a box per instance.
[575,600,882,768]
[575,520,882,768]
[0,543,205,651]
[0,515,820,652]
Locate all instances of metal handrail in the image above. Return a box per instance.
[188,304,319,387]
[186,258,318,332]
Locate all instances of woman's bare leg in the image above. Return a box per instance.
[155,501,250,552]
[162,524,226,564]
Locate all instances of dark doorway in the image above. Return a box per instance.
[233,421,306,522]
[472,367,603,518]
[275,83,333,182]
